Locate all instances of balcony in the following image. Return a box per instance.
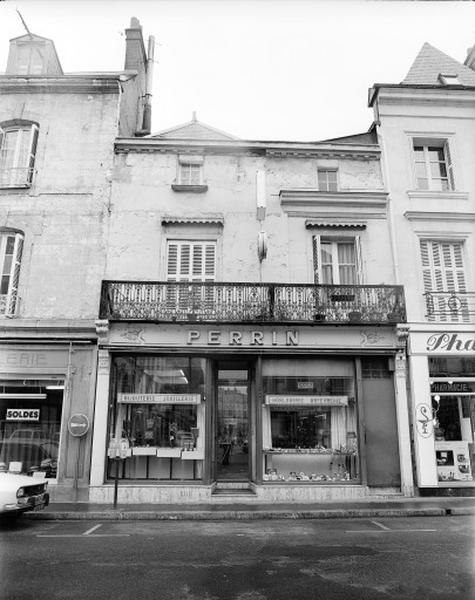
[100,281,406,325]
[424,291,475,323]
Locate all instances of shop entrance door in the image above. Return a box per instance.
[215,363,250,481]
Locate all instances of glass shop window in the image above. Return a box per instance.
[0,379,63,478]
[261,358,359,483]
[108,356,206,481]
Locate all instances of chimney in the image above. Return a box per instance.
[124,17,147,73]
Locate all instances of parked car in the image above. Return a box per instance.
[0,471,49,516]
[0,440,58,478]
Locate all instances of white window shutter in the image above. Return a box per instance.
[444,142,455,190]
[27,125,39,184]
[355,235,364,284]
[166,242,179,280]
[312,235,322,283]
[420,240,434,292]
[6,233,24,315]
[167,241,216,282]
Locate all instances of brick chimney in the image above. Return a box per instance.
[124,17,147,73]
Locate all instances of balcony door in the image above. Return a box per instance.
[215,362,250,481]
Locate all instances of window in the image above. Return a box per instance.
[166,240,217,318]
[166,241,216,282]
[0,122,39,188]
[420,239,468,322]
[262,358,359,483]
[0,231,24,317]
[179,163,202,186]
[108,356,206,481]
[413,139,454,191]
[318,169,338,192]
[313,236,362,285]
[439,73,461,85]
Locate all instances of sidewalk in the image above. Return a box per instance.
[26,496,475,520]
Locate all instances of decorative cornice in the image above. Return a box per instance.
[406,190,469,202]
[115,138,381,160]
[280,190,388,218]
[162,215,224,226]
[0,318,98,340]
[404,211,475,222]
[0,77,123,95]
[305,220,367,229]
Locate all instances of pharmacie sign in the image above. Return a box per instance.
[265,395,348,407]
[426,333,475,353]
[117,393,201,405]
[6,408,40,421]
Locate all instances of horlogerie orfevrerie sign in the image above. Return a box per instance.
[265,395,348,406]
[117,393,201,404]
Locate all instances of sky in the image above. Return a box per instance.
[0,0,474,141]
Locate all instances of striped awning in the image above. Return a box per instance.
[305,220,366,229]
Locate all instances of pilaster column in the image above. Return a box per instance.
[90,328,111,486]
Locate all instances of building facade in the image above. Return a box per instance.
[90,119,412,503]
[370,43,475,495]
[0,20,151,500]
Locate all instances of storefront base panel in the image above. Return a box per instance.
[419,486,475,498]
[89,485,213,504]
[254,485,402,503]
[87,484,404,504]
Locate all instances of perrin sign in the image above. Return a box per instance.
[6,408,40,421]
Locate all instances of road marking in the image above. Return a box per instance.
[83,524,102,535]
[345,529,437,533]
[371,520,391,530]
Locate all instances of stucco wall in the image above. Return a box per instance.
[0,90,119,319]
[107,150,392,285]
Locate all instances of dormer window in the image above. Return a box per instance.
[0,121,39,188]
[439,73,461,85]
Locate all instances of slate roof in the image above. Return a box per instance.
[403,42,475,86]
[151,115,239,141]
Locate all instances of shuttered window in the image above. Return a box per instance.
[313,236,363,285]
[420,239,467,322]
[167,241,216,282]
[0,232,24,316]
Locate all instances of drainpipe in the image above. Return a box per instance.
[141,35,155,135]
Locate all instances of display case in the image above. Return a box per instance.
[261,358,359,483]
[108,356,206,481]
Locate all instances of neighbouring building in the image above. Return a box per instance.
[90,117,412,504]
[0,19,153,500]
[369,43,475,495]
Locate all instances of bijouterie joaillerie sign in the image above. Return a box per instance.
[426,333,475,352]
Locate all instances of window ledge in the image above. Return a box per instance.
[407,190,469,202]
[171,184,208,193]
[0,184,31,191]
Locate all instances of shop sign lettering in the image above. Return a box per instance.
[415,404,433,438]
[427,333,475,353]
[0,352,48,368]
[265,395,348,406]
[186,330,299,346]
[431,382,472,393]
[117,393,201,405]
[6,408,40,421]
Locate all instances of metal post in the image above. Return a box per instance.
[113,458,120,508]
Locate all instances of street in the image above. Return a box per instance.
[0,516,474,600]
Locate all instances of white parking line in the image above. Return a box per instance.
[370,520,391,530]
[83,524,102,535]
[37,523,129,538]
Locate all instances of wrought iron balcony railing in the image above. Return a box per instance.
[100,281,406,325]
[424,290,475,323]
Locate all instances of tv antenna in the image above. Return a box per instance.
[16,9,34,39]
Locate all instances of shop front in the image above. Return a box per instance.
[409,330,475,494]
[0,343,97,501]
[89,323,413,503]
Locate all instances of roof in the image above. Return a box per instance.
[319,128,377,145]
[151,113,239,141]
[403,42,475,86]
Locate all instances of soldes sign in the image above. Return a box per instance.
[6,408,40,421]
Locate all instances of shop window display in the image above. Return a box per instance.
[430,357,475,483]
[109,356,206,481]
[0,379,63,478]
[262,358,359,483]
